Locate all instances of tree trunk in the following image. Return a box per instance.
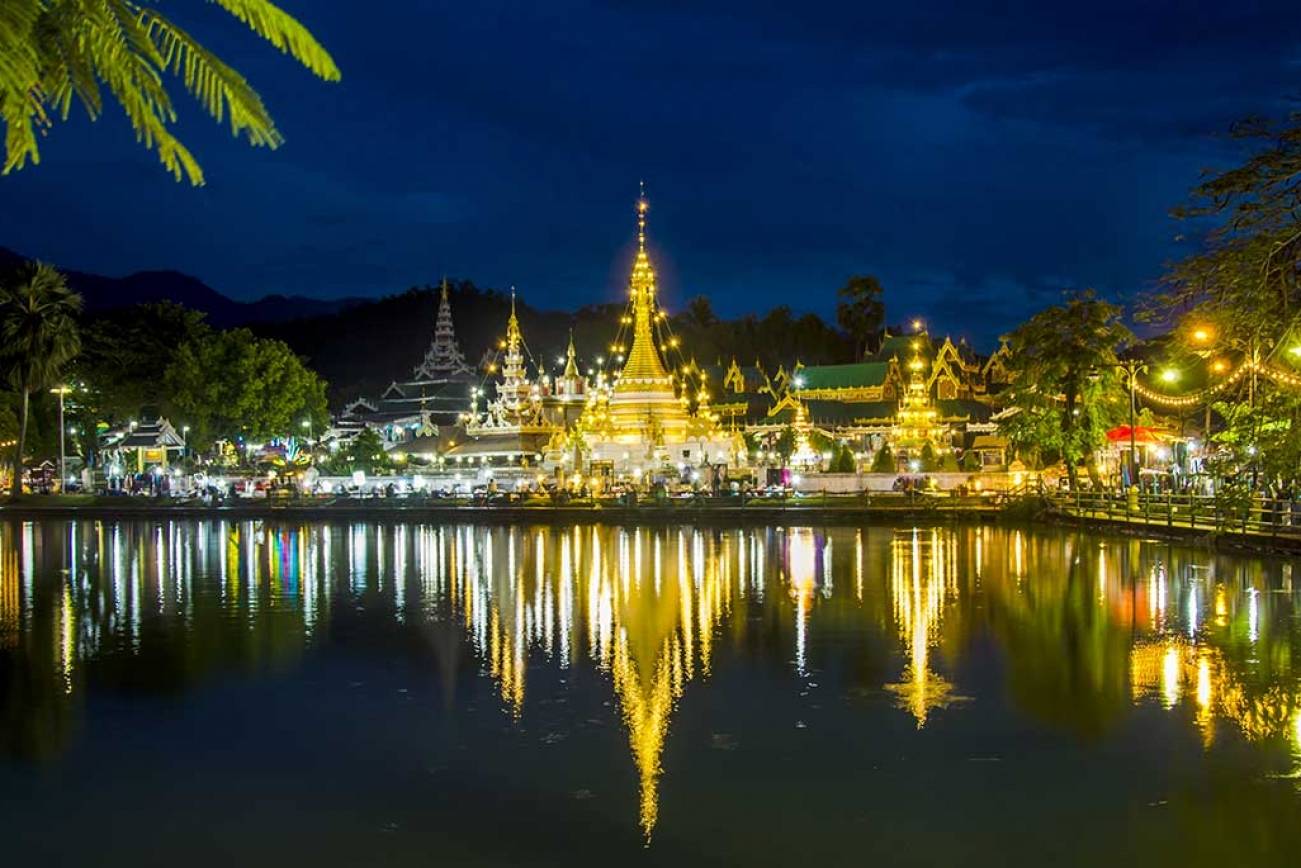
[11,387,29,499]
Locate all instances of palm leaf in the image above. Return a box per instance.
[139,7,281,148]
[208,0,340,81]
[0,0,46,173]
[2,0,337,182]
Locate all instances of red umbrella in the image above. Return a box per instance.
[1106,425,1162,445]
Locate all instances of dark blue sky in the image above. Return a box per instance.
[2,0,1299,345]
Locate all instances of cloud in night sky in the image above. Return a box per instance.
[1,0,1298,345]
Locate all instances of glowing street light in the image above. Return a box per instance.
[49,385,72,492]
[1160,368,1180,384]
[1190,326,1212,344]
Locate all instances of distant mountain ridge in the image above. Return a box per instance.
[0,247,364,326]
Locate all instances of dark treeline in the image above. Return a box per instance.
[252,283,856,403]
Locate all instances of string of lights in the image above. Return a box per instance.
[1129,359,1300,408]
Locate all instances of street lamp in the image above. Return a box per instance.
[1111,360,1147,488]
[49,385,72,492]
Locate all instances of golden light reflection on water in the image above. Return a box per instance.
[1,520,1299,833]
[884,528,964,727]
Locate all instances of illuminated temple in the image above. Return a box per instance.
[577,191,739,472]
[336,190,1022,479]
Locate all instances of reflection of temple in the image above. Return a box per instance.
[884,528,963,726]
[7,521,1301,834]
[445,525,737,837]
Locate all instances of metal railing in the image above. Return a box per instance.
[1044,489,1301,540]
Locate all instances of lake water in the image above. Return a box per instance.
[1,519,1298,865]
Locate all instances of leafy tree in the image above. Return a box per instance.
[829,442,856,473]
[1210,397,1301,495]
[684,296,719,329]
[1148,113,1301,490]
[0,0,340,184]
[1153,114,1301,358]
[0,263,82,497]
[774,426,796,464]
[164,328,328,451]
[960,449,981,472]
[334,427,392,476]
[76,302,211,424]
[999,290,1132,489]
[870,443,895,473]
[836,275,886,358]
[940,449,960,472]
[919,441,941,472]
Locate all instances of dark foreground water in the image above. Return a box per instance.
[1,520,1299,865]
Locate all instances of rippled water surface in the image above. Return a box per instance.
[1,519,1299,865]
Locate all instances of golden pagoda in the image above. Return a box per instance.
[580,187,738,472]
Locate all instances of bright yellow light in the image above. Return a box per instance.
[1211,359,1228,374]
[912,319,923,331]
[1191,327,1212,343]
[1160,369,1179,384]
[1290,345,1301,357]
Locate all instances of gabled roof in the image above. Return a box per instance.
[871,332,932,362]
[796,361,890,390]
[118,418,185,449]
[936,399,994,422]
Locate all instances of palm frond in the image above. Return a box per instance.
[70,0,204,182]
[140,8,281,148]
[0,0,47,173]
[2,0,337,182]
[208,0,340,81]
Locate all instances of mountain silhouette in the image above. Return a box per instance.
[0,247,362,327]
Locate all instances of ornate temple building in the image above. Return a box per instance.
[447,291,581,463]
[577,192,740,473]
[717,327,1014,471]
[327,190,1019,483]
[336,279,478,444]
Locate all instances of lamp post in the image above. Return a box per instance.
[49,385,72,492]
[1112,360,1146,489]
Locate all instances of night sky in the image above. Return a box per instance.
[2,1,1299,345]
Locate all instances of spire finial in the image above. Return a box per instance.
[636,180,648,253]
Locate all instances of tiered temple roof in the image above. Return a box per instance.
[341,279,478,435]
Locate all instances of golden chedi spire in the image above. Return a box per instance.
[616,183,674,392]
[563,330,580,380]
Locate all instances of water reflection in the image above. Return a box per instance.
[1,519,1299,840]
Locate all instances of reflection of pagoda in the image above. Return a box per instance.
[580,189,738,472]
[884,528,963,727]
[449,526,734,839]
